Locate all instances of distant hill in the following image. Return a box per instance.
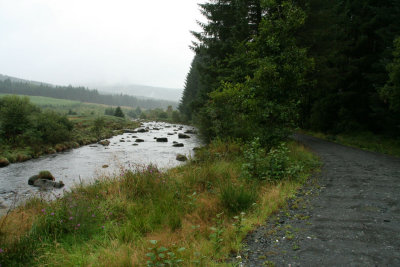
[0,74,178,109]
[0,74,53,87]
[89,83,183,102]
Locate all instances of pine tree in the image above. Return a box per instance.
[114,106,125,118]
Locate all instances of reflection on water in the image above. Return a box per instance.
[0,121,201,215]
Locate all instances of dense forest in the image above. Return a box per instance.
[179,0,400,147]
[0,79,177,110]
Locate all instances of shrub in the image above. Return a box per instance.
[266,143,290,181]
[241,138,268,180]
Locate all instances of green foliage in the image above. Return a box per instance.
[32,110,73,144]
[0,95,72,145]
[114,106,125,118]
[381,37,400,112]
[241,138,268,180]
[0,95,37,142]
[180,0,400,141]
[266,143,292,181]
[242,139,302,182]
[146,240,185,267]
[209,212,224,254]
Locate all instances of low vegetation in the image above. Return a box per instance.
[0,139,318,266]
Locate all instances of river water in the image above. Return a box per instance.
[0,121,201,215]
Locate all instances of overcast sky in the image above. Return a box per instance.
[0,0,206,89]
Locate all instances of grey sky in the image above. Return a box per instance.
[0,0,205,89]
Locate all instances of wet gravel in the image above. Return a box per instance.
[238,134,400,266]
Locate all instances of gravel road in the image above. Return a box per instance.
[240,134,400,266]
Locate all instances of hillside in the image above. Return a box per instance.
[90,83,183,102]
[0,74,177,109]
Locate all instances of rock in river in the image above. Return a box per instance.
[33,179,65,189]
[0,158,10,168]
[135,139,145,143]
[98,140,110,146]
[173,143,184,147]
[176,154,188,161]
[178,133,190,139]
[156,137,168,142]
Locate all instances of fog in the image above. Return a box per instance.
[0,0,205,89]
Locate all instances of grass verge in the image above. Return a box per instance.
[0,139,319,266]
[301,130,400,157]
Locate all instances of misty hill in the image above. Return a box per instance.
[0,74,177,109]
[89,83,183,102]
[0,74,52,87]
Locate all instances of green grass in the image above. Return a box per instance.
[302,130,400,157]
[0,139,319,266]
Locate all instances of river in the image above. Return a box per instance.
[0,121,201,216]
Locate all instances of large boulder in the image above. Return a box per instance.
[123,129,136,133]
[98,140,110,146]
[184,129,197,134]
[156,137,168,142]
[178,133,190,139]
[136,128,148,133]
[28,175,40,185]
[135,139,145,143]
[173,143,184,147]
[33,179,64,189]
[28,171,55,185]
[176,154,188,161]
[0,158,10,168]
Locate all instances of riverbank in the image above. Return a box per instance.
[0,115,139,166]
[0,139,318,266]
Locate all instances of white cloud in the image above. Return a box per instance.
[0,0,205,88]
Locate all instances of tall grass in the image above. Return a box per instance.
[0,140,318,266]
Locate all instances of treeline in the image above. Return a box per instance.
[179,0,400,147]
[0,79,177,109]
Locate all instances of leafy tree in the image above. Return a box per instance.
[0,95,38,143]
[31,111,73,144]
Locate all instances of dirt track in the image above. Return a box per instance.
[240,134,400,266]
